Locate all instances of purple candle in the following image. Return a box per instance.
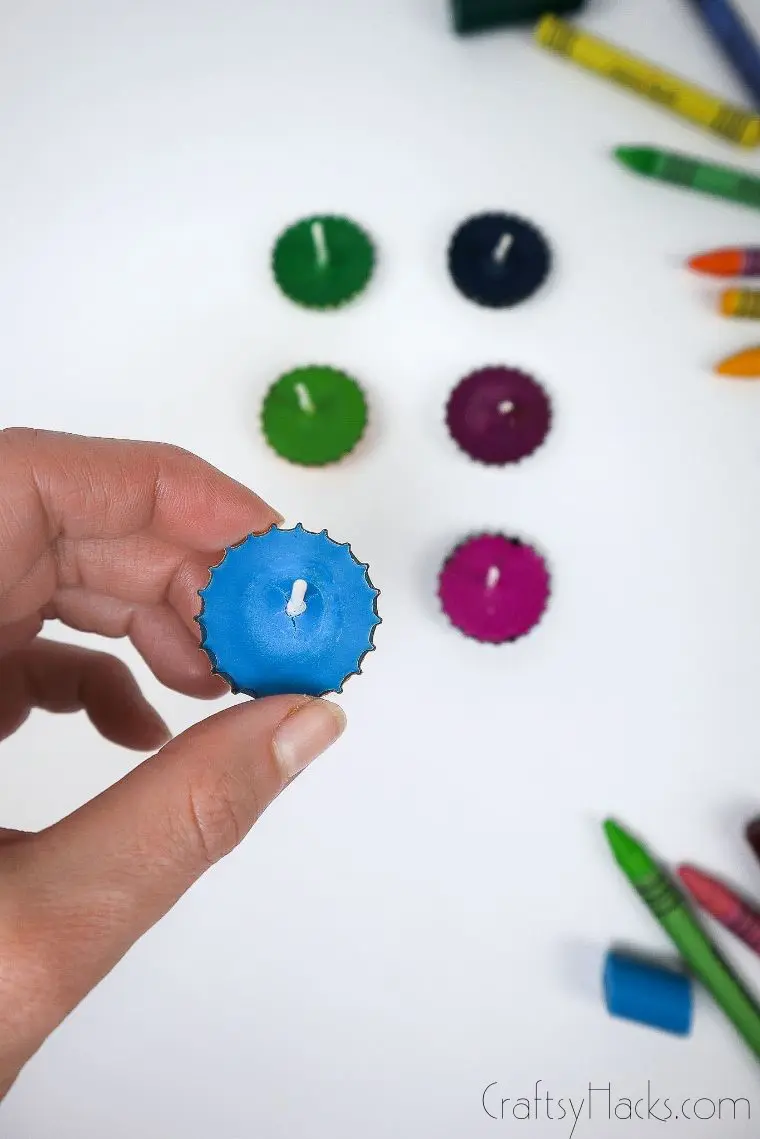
[438,534,550,643]
[446,367,552,465]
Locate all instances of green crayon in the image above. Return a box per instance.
[604,819,760,1059]
[615,145,760,211]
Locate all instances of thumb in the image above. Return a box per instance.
[8,696,345,1035]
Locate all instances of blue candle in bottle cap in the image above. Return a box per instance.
[197,525,381,698]
[448,213,551,309]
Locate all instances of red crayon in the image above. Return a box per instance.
[678,865,760,956]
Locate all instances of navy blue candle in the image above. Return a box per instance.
[197,525,381,698]
[448,213,551,308]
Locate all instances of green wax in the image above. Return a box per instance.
[451,0,583,33]
[615,146,760,210]
[272,216,374,310]
[604,820,760,1059]
[261,366,368,467]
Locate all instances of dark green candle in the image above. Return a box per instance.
[451,0,584,34]
[272,215,375,310]
[261,366,368,467]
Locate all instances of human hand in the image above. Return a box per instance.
[0,429,346,1099]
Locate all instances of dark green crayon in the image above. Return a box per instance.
[615,146,760,210]
[604,819,760,1059]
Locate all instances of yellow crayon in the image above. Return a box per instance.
[721,288,760,318]
[536,15,760,148]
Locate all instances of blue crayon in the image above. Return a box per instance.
[686,0,760,107]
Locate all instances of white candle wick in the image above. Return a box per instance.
[294,381,315,415]
[286,579,308,618]
[493,232,514,265]
[311,221,329,269]
[486,566,500,590]
[497,400,515,415]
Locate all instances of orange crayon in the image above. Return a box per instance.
[690,248,760,277]
[721,288,760,318]
[715,346,760,376]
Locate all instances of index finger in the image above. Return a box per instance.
[0,429,282,595]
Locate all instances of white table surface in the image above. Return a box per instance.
[3,0,760,1134]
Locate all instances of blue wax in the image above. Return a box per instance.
[197,525,380,698]
[686,0,760,106]
[603,950,693,1037]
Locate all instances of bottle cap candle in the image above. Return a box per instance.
[261,365,368,467]
[451,0,584,34]
[446,366,552,465]
[448,213,551,308]
[272,215,375,310]
[438,534,550,643]
[197,524,381,698]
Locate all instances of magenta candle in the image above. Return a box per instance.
[446,366,552,466]
[438,534,550,643]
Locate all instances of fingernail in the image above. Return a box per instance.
[747,817,760,860]
[273,699,346,781]
[151,714,173,744]
[142,707,172,747]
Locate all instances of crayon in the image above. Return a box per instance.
[684,0,760,108]
[536,15,760,147]
[615,146,760,210]
[715,346,760,375]
[604,819,760,1060]
[689,247,760,276]
[720,287,760,316]
[679,865,760,957]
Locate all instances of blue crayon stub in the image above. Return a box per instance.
[603,950,693,1037]
[197,524,381,698]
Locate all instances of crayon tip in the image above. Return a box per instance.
[603,818,635,861]
[614,147,657,177]
[689,250,743,278]
[715,348,760,377]
[678,864,720,912]
[677,865,698,890]
[679,864,745,923]
[603,818,654,877]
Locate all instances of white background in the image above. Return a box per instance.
[2,0,760,1134]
